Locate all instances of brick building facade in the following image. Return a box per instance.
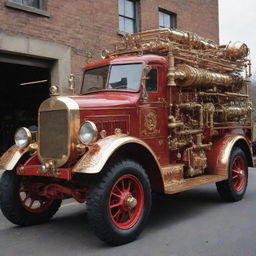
[0,0,219,152]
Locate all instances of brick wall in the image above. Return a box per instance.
[0,0,219,84]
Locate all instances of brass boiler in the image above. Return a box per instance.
[174,64,244,89]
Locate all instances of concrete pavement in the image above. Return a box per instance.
[0,169,256,256]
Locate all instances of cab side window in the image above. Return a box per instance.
[146,68,157,92]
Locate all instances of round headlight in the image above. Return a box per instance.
[15,127,32,148]
[79,121,98,144]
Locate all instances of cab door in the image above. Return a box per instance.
[139,64,169,165]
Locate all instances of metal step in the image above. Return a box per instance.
[164,174,227,194]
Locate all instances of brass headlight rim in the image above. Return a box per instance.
[15,127,32,149]
[79,121,98,145]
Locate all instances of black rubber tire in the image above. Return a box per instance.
[216,147,248,202]
[0,170,62,226]
[87,159,152,245]
[252,141,256,155]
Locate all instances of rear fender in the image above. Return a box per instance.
[206,135,252,176]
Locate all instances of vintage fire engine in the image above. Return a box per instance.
[0,29,253,245]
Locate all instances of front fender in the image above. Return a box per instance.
[0,145,29,170]
[72,135,160,174]
[206,135,252,176]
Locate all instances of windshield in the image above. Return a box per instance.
[81,63,143,94]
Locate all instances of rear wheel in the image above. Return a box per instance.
[0,170,61,226]
[216,147,248,202]
[87,159,152,245]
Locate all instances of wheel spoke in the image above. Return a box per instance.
[121,179,125,191]
[113,209,121,220]
[111,191,122,198]
[127,180,132,192]
[233,161,238,170]
[232,169,240,174]
[128,210,132,219]
[232,174,239,180]
[110,202,122,209]
[114,185,122,195]
[120,212,126,223]
[234,179,239,187]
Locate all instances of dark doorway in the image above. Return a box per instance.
[0,57,51,154]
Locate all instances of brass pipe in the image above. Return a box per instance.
[168,122,184,129]
[175,130,202,135]
[174,54,242,73]
[167,51,176,86]
[127,28,218,50]
[193,143,212,151]
[225,92,248,97]
[199,92,248,98]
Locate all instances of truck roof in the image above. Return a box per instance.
[83,54,168,70]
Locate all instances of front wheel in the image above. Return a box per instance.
[87,159,152,245]
[216,147,248,202]
[0,170,62,226]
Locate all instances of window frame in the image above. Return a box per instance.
[118,0,138,33]
[5,0,49,17]
[81,63,144,94]
[159,8,177,29]
[9,0,44,9]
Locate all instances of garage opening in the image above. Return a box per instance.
[0,54,52,154]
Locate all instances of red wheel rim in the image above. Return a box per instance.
[19,180,53,213]
[231,156,246,192]
[108,174,144,230]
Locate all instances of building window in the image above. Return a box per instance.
[119,0,137,33]
[5,0,49,17]
[9,0,43,9]
[159,9,176,29]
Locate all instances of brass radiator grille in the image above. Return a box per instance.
[39,110,69,159]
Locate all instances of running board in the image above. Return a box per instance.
[164,174,227,194]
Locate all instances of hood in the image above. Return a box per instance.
[70,91,140,109]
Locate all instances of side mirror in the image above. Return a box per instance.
[141,65,152,102]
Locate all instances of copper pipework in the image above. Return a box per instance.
[179,103,204,129]
[168,115,184,129]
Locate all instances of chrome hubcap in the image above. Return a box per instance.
[239,170,244,179]
[125,196,137,209]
